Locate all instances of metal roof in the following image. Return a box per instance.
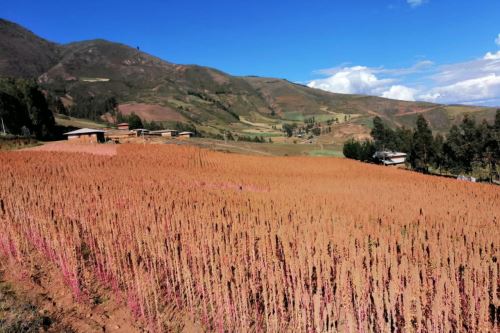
[179,131,194,135]
[149,129,177,134]
[64,128,106,135]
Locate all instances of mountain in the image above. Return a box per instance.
[0,19,59,77]
[0,18,497,142]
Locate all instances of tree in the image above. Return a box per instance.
[343,139,361,160]
[143,120,163,131]
[443,125,463,173]
[477,111,500,181]
[343,139,375,162]
[371,116,386,146]
[0,79,55,139]
[359,140,376,161]
[432,133,445,173]
[371,116,398,150]
[174,122,199,136]
[128,112,143,130]
[54,98,68,115]
[460,115,481,172]
[116,111,126,124]
[393,127,413,153]
[443,115,482,174]
[282,123,296,137]
[410,115,435,172]
[70,94,117,121]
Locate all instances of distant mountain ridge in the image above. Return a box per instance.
[0,18,497,140]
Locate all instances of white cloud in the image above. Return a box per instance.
[382,85,416,101]
[308,52,500,105]
[496,33,500,46]
[307,66,393,95]
[484,51,500,60]
[430,56,500,85]
[307,66,417,101]
[315,60,433,77]
[419,74,500,104]
[407,0,425,8]
[418,92,440,102]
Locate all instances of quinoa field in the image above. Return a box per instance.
[0,144,499,332]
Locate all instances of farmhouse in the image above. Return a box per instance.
[63,128,105,143]
[117,123,129,130]
[105,129,134,142]
[372,151,407,165]
[178,131,194,139]
[149,129,178,137]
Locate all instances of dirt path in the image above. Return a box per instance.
[23,141,118,156]
[394,106,439,117]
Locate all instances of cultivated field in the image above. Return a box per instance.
[0,145,499,332]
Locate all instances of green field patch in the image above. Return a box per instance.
[352,116,375,128]
[308,149,344,157]
[167,99,193,108]
[283,112,356,123]
[283,112,306,121]
[240,130,282,137]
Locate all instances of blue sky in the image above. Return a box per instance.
[2,0,500,105]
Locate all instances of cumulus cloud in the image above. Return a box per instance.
[308,66,416,101]
[308,52,500,105]
[407,0,425,8]
[484,51,500,60]
[307,66,393,96]
[496,33,500,46]
[382,85,417,101]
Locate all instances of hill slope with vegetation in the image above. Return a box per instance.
[0,18,498,142]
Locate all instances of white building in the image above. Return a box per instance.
[373,151,407,165]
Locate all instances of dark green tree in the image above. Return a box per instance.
[443,115,481,174]
[343,139,375,162]
[143,120,163,131]
[371,116,400,150]
[442,125,463,173]
[0,79,55,139]
[127,112,143,129]
[460,115,481,172]
[282,123,296,137]
[70,95,117,121]
[371,116,386,146]
[409,115,435,172]
[116,111,126,123]
[359,140,376,161]
[477,111,500,180]
[394,126,413,153]
[0,90,30,134]
[54,98,68,115]
[343,139,361,159]
[432,133,445,173]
